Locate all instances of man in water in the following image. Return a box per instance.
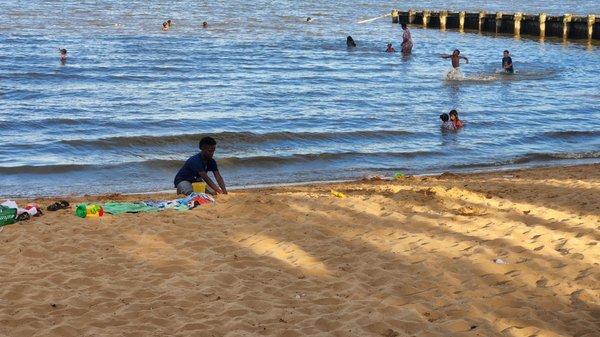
[502,50,514,73]
[202,21,208,28]
[442,49,469,68]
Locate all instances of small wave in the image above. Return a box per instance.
[60,130,415,148]
[0,150,439,175]
[512,151,600,164]
[543,130,600,139]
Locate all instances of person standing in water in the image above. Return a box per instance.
[400,23,413,54]
[502,50,514,73]
[441,49,468,79]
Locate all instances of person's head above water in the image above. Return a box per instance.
[59,49,67,55]
[401,23,407,30]
[453,49,460,56]
[440,113,450,122]
[306,17,312,22]
[202,21,208,28]
[199,136,217,159]
[167,20,172,26]
[346,36,356,47]
[503,50,510,56]
[449,109,459,120]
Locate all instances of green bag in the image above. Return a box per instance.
[0,205,17,226]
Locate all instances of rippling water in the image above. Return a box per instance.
[1,1,599,197]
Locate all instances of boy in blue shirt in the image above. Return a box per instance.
[174,137,227,195]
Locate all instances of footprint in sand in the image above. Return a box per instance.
[533,245,544,251]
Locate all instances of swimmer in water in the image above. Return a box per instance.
[400,23,413,55]
[386,43,396,53]
[449,109,464,128]
[442,49,469,69]
[502,50,514,73]
[346,36,356,48]
[167,20,172,27]
[202,21,208,28]
[440,113,456,131]
[162,22,169,31]
[59,49,67,64]
[306,17,312,22]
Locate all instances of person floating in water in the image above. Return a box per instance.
[59,49,67,64]
[306,17,312,22]
[442,49,468,79]
[502,50,514,73]
[400,23,413,54]
[440,113,456,131]
[162,21,169,31]
[202,21,208,28]
[449,109,464,128]
[386,43,396,53]
[346,36,356,48]
[174,136,227,196]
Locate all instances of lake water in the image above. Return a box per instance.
[1,1,599,197]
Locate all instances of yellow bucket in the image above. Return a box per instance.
[192,182,206,193]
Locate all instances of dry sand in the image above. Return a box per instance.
[1,164,599,337]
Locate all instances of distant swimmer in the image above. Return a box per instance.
[162,22,169,31]
[502,50,514,73]
[306,17,312,22]
[449,109,464,128]
[167,20,172,27]
[386,43,396,53]
[346,36,357,48]
[202,21,208,28]
[442,49,468,79]
[59,49,67,65]
[400,23,413,54]
[440,113,456,131]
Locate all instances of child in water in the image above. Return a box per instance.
[449,109,464,128]
[386,43,396,53]
[440,113,456,131]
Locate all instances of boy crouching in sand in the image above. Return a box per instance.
[174,136,227,195]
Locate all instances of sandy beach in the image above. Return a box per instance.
[1,164,599,337]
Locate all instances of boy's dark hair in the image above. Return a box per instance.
[504,50,509,53]
[401,23,407,29]
[454,49,460,54]
[440,113,449,122]
[199,136,217,149]
[449,109,458,117]
[60,48,67,54]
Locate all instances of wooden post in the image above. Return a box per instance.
[539,13,547,37]
[562,14,572,39]
[588,15,596,39]
[423,10,430,27]
[392,10,399,24]
[495,12,503,33]
[478,11,486,31]
[459,11,465,31]
[408,10,415,24]
[514,12,522,35]
[440,10,448,30]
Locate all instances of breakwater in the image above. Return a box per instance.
[392,10,599,40]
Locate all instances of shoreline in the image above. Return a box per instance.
[5,159,599,200]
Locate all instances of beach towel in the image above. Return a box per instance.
[102,202,159,215]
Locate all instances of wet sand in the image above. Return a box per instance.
[1,164,599,337]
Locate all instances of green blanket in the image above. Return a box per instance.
[102,202,159,215]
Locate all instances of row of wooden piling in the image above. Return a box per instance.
[392,10,599,40]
